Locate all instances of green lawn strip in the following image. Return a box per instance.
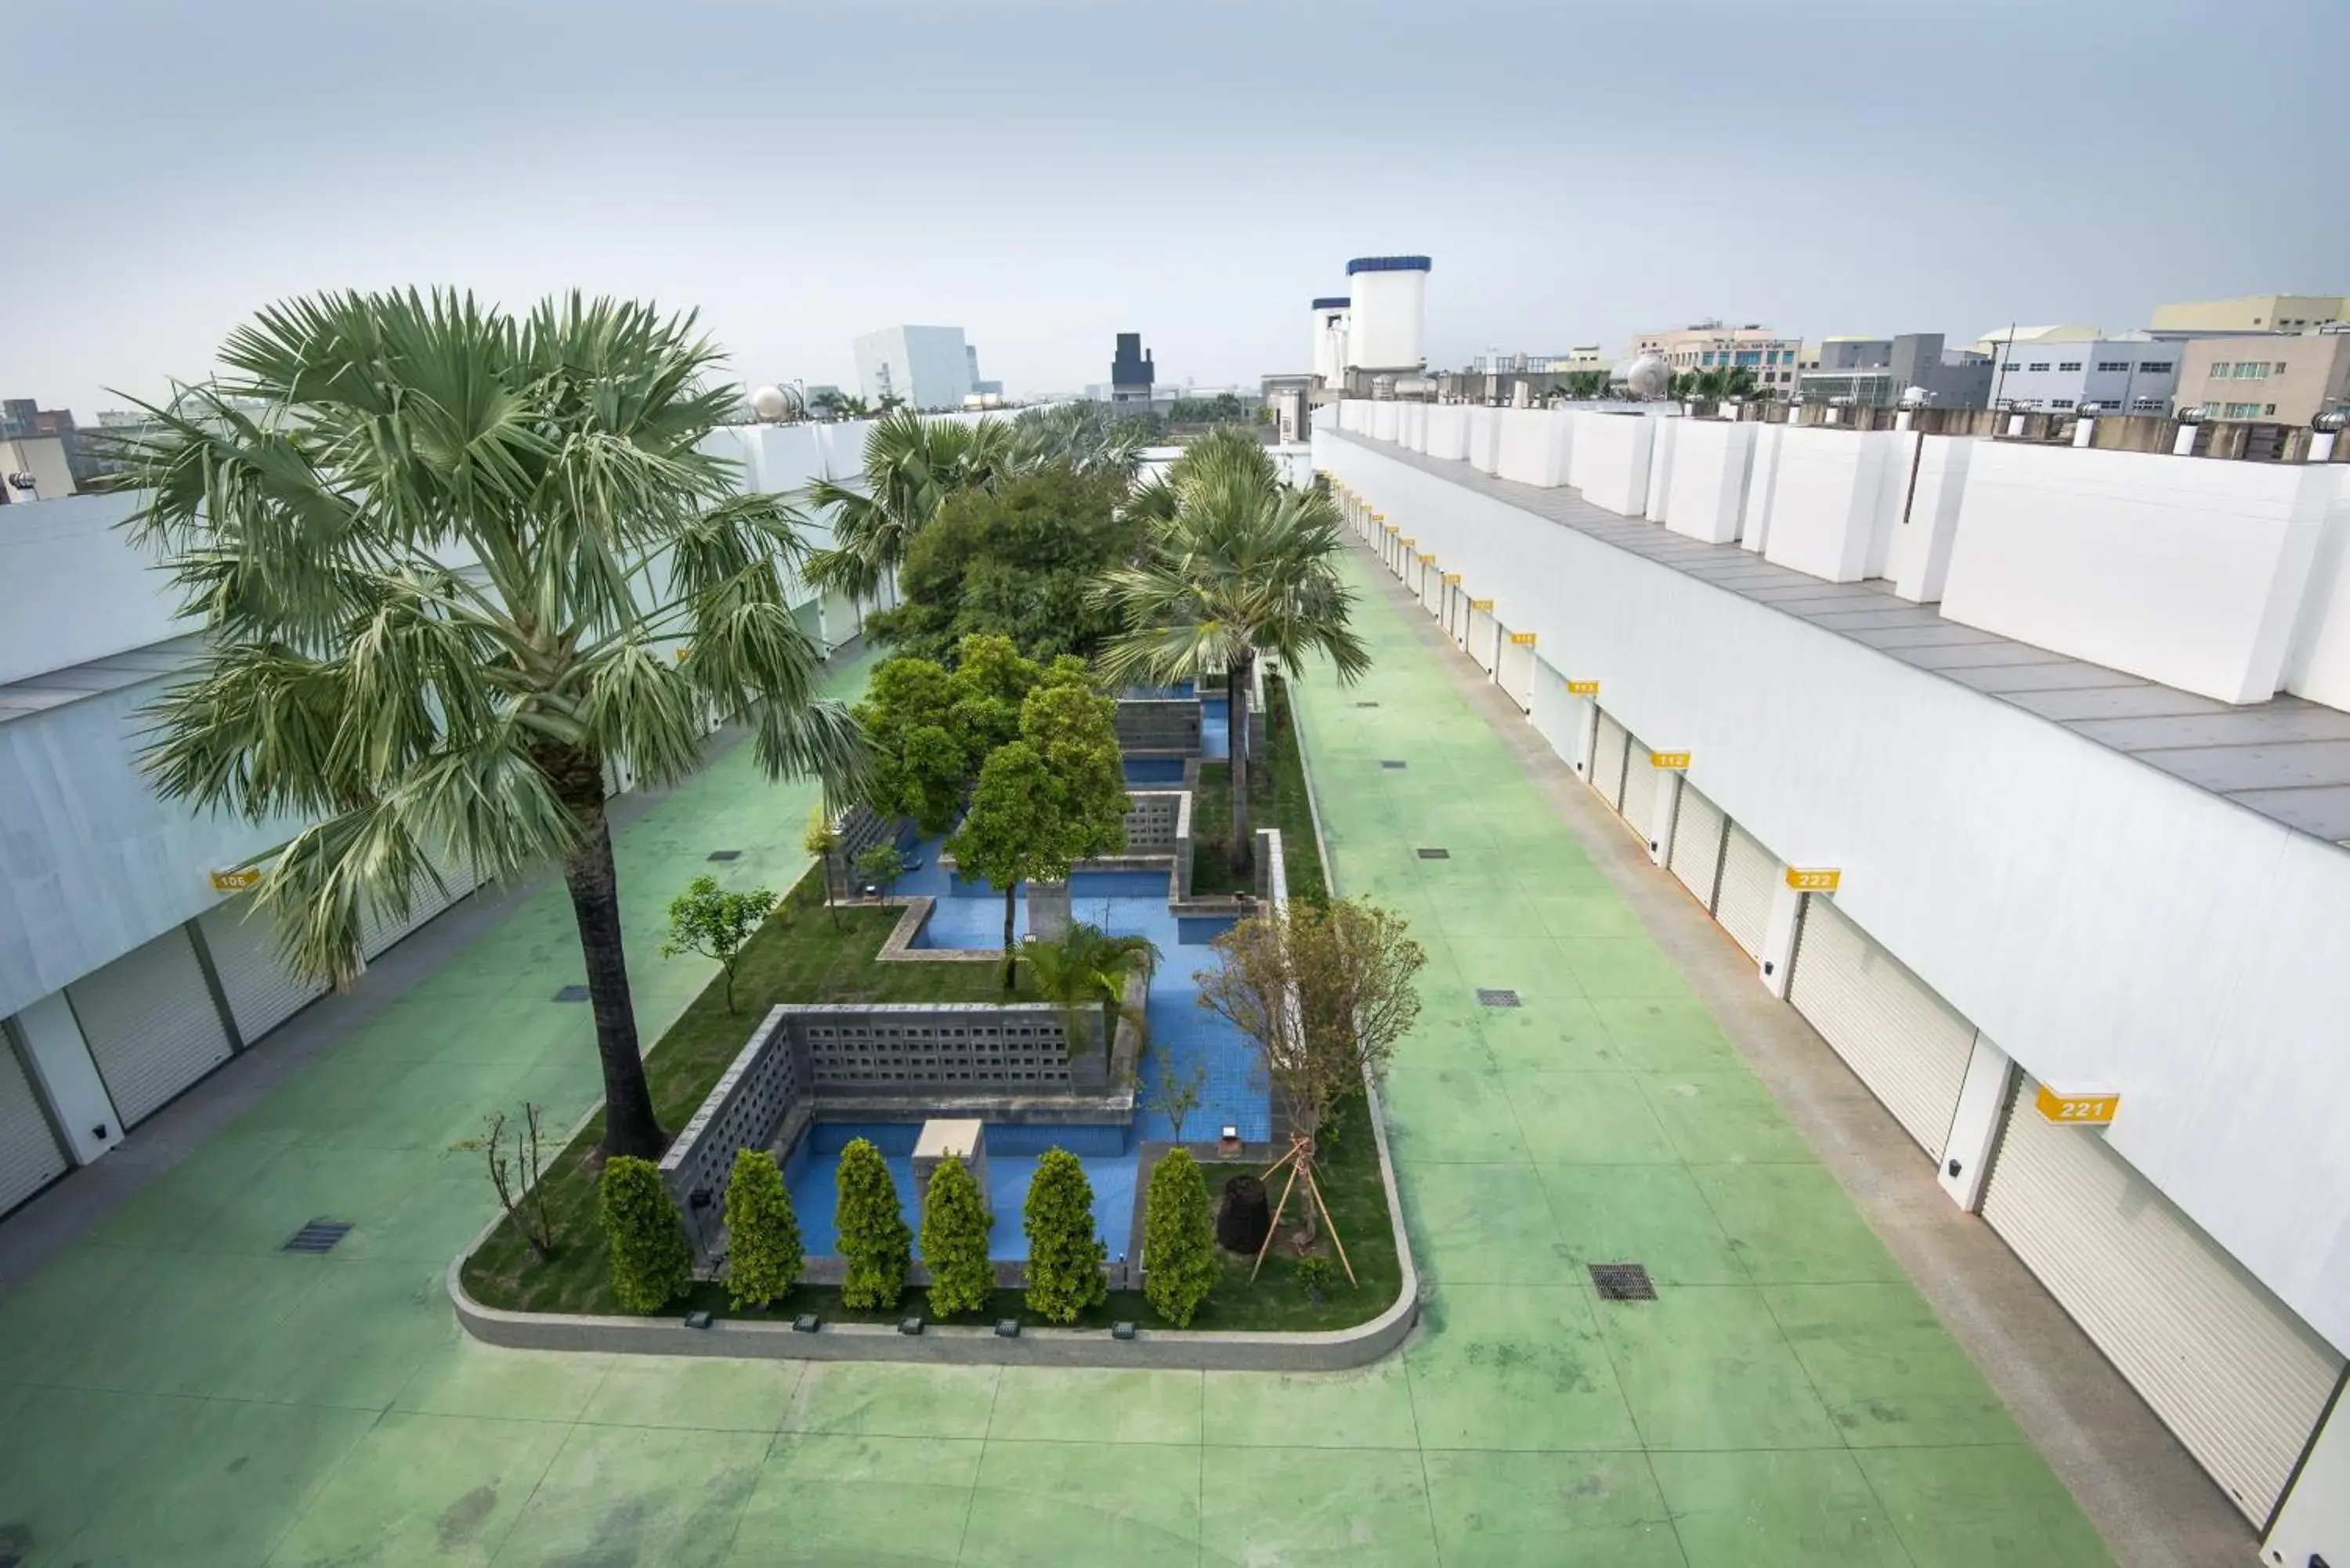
[460,869,1032,1314]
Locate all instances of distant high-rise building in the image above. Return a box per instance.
[1109,333,1155,403]
[964,343,1002,399]
[2152,293,2348,333]
[851,326,974,410]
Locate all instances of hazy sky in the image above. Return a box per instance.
[9,0,2345,414]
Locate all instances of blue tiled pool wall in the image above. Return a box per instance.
[1122,755,1187,786]
[781,1119,1137,1262]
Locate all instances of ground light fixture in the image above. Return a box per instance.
[792,1313,822,1333]
[1111,1321,1138,1341]
[995,1319,1021,1338]
[898,1317,924,1336]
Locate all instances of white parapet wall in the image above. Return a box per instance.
[1371,403,1399,442]
[1495,408,1568,487]
[1424,404,1467,461]
[1574,413,1655,517]
[1939,444,2336,704]
[1883,435,1976,604]
[1315,425,2350,1356]
[1662,420,1756,544]
[1643,417,1679,523]
[1758,427,1900,583]
[1466,406,1502,474]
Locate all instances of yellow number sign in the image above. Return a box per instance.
[1442,573,1462,584]
[1785,867,1841,892]
[1509,631,1538,645]
[2036,1085,2120,1125]
[208,868,262,894]
[1649,750,1690,769]
[1470,598,1495,611]
[1566,679,1600,696]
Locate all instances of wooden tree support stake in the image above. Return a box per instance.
[1250,1149,1303,1281]
[1301,1162,1357,1286]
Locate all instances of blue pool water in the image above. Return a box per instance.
[783,1122,1137,1262]
[1123,756,1185,786]
[889,836,1268,1142]
[1201,695,1231,761]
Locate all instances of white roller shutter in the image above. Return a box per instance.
[1670,784,1726,907]
[1467,609,1499,672]
[1714,824,1775,959]
[1497,638,1535,711]
[359,853,473,961]
[0,1045,68,1216]
[1983,1077,2344,1525]
[1591,715,1629,810]
[197,897,327,1044]
[67,926,234,1128]
[1419,563,1442,616]
[1619,740,1660,844]
[1786,897,1974,1158]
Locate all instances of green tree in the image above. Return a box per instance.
[851,634,1044,833]
[1150,1057,1206,1143]
[920,1156,995,1318]
[802,806,844,930]
[802,408,1017,608]
[114,290,866,1161]
[1096,450,1369,876]
[852,842,907,894]
[659,873,777,1012]
[722,1147,803,1310]
[1003,403,1152,480]
[597,1155,693,1313]
[1023,1147,1108,1323]
[947,670,1132,990]
[1143,1148,1217,1327]
[862,466,1146,665]
[834,1136,912,1310]
[1025,920,1159,1067]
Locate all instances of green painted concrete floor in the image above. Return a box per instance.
[0,569,2115,1566]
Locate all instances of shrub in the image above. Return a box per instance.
[920,1156,995,1318]
[834,1137,912,1310]
[597,1156,692,1314]
[1022,1147,1107,1323]
[659,874,778,1012]
[722,1148,803,1310]
[1142,1148,1216,1328]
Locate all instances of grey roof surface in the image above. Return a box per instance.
[0,635,204,724]
[1338,432,2350,847]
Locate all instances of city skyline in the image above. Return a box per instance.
[10,0,2347,414]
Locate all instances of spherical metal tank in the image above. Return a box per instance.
[1311,296,1351,385]
[1622,353,1670,400]
[1343,256,1431,371]
[750,385,795,422]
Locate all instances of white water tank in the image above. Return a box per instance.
[1311,296,1351,385]
[1343,255,1430,371]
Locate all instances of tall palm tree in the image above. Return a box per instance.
[113,288,866,1162]
[1006,403,1152,481]
[801,408,1014,609]
[1095,459,1369,876]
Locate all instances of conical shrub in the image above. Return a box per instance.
[723,1147,803,1311]
[835,1137,912,1310]
[920,1156,995,1318]
[1143,1147,1216,1327]
[1022,1147,1107,1323]
[597,1155,692,1314]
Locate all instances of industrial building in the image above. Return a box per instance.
[1632,321,1802,389]
[1979,331,2186,414]
[850,323,975,410]
[1108,331,1155,403]
[2171,328,2350,424]
[2153,292,2348,333]
[1317,375,2350,1563]
[1797,332,1994,408]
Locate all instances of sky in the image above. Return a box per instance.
[8,0,2347,415]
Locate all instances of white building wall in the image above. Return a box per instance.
[851,326,972,411]
[1318,428,2350,1355]
[0,493,183,686]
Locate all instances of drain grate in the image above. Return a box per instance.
[553,985,590,1003]
[1355,701,1381,709]
[707,850,742,862]
[1589,1263,1657,1302]
[284,1219,354,1254]
[1477,988,1520,1008]
[1379,760,1408,770]
[1417,847,1450,860]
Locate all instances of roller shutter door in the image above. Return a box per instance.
[1785,898,1974,1158]
[1618,739,1660,843]
[1497,638,1535,712]
[359,852,477,961]
[197,897,328,1044]
[67,926,234,1128]
[0,1046,68,1216]
[1419,564,1443,617]
[1590,715,1629,810]
[1714,825,1775,959]
[1467,609,1499,672]
[1670,783,1726,906]
[1983,1077,2344,1525]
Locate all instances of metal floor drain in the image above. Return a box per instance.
[553,985,590,1003]
[284,1219,354,1254]
[707,850,742,862]
[1477,988,1521,1008]
[1589,1263,1657,1301]
[1356,701,1381,708]
[1380,760,1408,770]
[1417,847,1450,860]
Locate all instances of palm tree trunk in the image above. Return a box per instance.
[1001,882,1019,992]
[1230,650,1255,878]
[544,742,666,1162]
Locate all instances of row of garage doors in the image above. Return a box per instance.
[1,850,486,1219]
[1572,682,2345,1530]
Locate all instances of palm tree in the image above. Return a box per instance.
[1006,403,1152,481]
[112,289,866,1162]
[1095,456,1369,876]
[1025,921,1159,1068]
[800,408,1015,609]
